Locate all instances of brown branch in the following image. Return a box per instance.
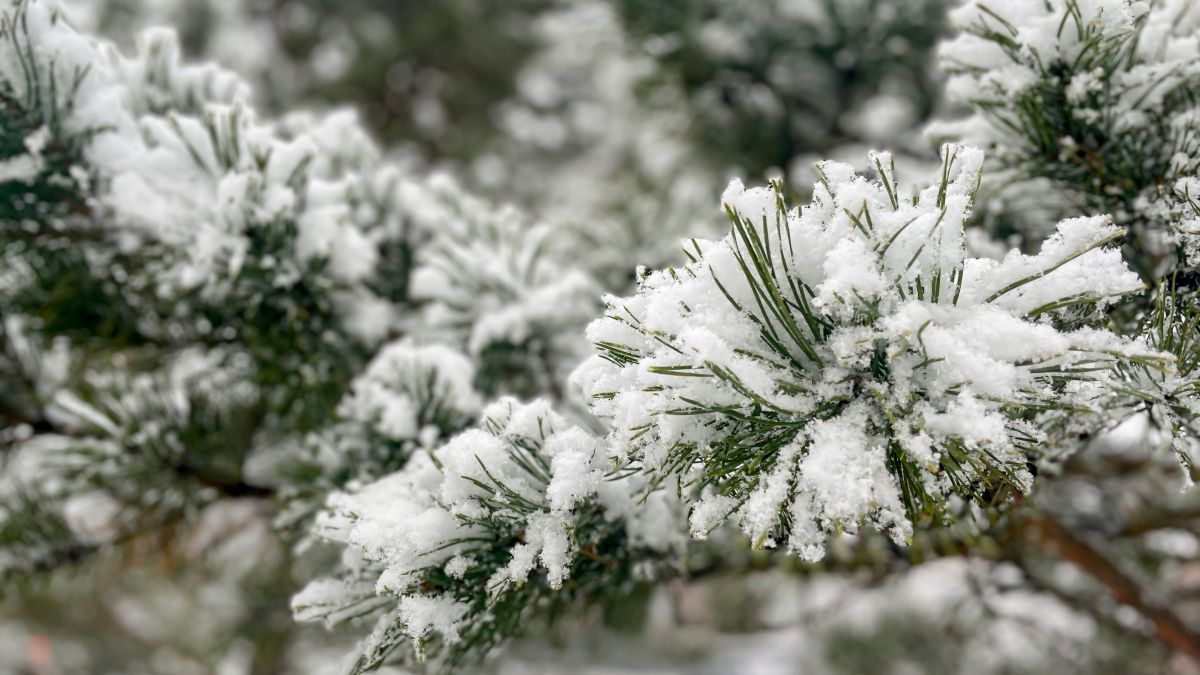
[2,225,108,243]
[1015,510,1200,662]
[1121,503,1200,537]
[190,471,274,499]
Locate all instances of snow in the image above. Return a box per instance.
[689,493,739,540]
[406,175,600,392]
[298,398,686,653]
[338,341,481,443]
[940,0,1200,259]
[0,126,50,183]
[577,147,1162,560]
[790,403,910,561]
[959,215,1143,314]
[11,1,1199,672]
[544,427,605,512]
[5,1,413,341]
[398,595,469,645]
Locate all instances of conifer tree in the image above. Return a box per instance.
[4,1,1200,673]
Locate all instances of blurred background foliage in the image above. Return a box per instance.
[68,0,950,185]
[5,1,1197,674]
[612,0,950,176]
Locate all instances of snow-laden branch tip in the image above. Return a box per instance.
[576,146,1163,561]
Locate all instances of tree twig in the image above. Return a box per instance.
[1014,510,1200,662]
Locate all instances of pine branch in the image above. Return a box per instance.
[1119,503,1200,537]
[582,149,1163,561]
[1012,509,1200,662]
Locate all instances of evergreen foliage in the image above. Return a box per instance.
[577,146,1167,560]
[3,1,1200,673]
[614,0,951,176]
[937,0,1200,279]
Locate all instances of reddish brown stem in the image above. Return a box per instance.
[1018,511,1200,662]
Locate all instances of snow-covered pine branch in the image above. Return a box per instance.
[936,0,1200,278]
[6,0,1200,671]
[407,175,601,399]
[0,0,599,585]
[934,0,1200,483]
[294,397,685,672]
[575,146,1168,560]
[296,147,1197,670]
[275,341,483,530]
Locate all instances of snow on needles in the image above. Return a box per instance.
[408,176,601,396]
[937,0,1200,263]
[338,340,482,444]
[2,0,405,343]
[576,146,1161,561]
[295,398,685,666]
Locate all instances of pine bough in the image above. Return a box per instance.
[0,0,590,588]
[937,0,1200,276]
[2,0,1199,673]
